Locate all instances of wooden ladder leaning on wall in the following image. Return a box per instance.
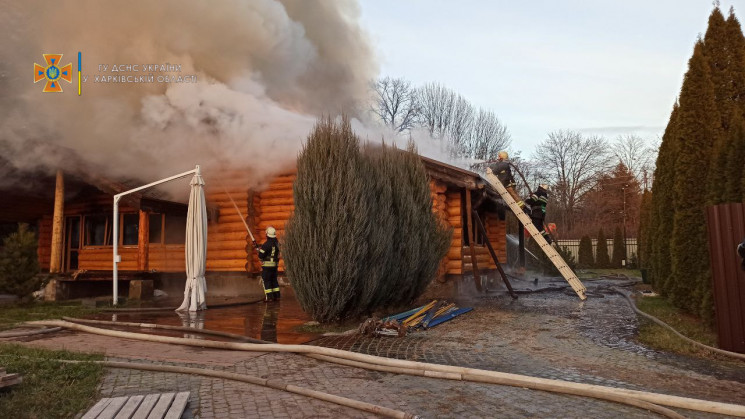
[484,173,587,301]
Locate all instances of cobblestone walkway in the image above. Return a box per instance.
[88,284,745,418]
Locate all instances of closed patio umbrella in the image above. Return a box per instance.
[176,172,207,312]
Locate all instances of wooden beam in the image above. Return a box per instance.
[465,189,481,291]
[137,210,149,271]
[49,170,64,273]
[473,211,517,299]
[246,189,257,273]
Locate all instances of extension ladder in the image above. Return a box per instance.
[484,173,587,300]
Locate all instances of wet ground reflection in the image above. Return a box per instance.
[87,288,318,344]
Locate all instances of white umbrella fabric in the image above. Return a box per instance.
[176,173,208,312]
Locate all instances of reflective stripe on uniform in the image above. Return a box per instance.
[271,288,280,292]
[264,288,272,294]
[262,261,277,267]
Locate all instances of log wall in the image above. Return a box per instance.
[445,190,463,275]
[430,180,449,280]
[204,175,250,272]
[37,216,52,270]
[251,173,297,273]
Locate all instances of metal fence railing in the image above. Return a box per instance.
[555,238,638,265]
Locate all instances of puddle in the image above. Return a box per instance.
[86,287,319,344]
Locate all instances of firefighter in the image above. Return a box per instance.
[525,183,552,244]
[486,151,524,208]
[258,226,281,301]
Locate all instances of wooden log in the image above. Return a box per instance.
[206,249,248,260]
[50,170,64,273]
[207,231,247,242]
[137,210,149,271]
[206,259,248,269]
[261,182,295,192]
[258,197,294,207]
[447,247,462,260]
[257,220,287,229]
[258,189,294,199]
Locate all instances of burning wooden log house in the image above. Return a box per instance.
[0,156,508,301]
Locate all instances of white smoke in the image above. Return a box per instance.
[0,0,378,191]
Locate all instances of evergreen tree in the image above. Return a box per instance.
[670,40,720,315]
[595,229,610,268]
[651,104,679,294]
[611,226,626,268]
[577,235,594,268]
[724,110,745,202]
[638,189,653,270]
[703,8,730,204]
[0,223,42,299]
[285,117,451,322]
[725,8,745,116]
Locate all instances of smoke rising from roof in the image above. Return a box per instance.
[0,0,378,192]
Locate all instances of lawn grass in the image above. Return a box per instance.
[634,294,720,358]
[0,343,104,418]
[0,301,103,330]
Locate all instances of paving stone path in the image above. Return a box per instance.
[16,280,745,418]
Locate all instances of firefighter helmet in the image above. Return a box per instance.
[498,151,509,160]
[266,226,276,238]
[540,183,549,192]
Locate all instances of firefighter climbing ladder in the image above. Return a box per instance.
[485,173,587,300]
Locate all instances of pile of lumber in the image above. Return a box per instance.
[362,300,472,337]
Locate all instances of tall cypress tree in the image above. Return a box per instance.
[611,226,626,268]
[703,8,730,204]
[595,228,610,269]
[724,109,745,202]
[726,8,745,116]
[670,40,720,314]
[651,104,679,294]
[638,189,653,270]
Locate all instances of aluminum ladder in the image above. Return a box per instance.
[485,173,587,300]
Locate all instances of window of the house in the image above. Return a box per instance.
[121,213,139,246]
[149,213,162,244]
[84,215,111,246]
[164,215,187,244]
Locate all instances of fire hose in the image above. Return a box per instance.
[25,319,745,417]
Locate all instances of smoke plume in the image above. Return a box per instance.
[0,0,378,192]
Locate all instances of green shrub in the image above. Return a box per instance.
[577,235,594,268]
[595,229,610,268]
[0,223,42,299]
[284,117,451,322]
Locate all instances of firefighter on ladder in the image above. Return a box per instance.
[486,151,524,208]
[525,184,553,244]
[258,226,281,301]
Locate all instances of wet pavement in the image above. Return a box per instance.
[87,287,319,345]
[7,276,745,418]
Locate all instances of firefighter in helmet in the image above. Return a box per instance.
[525,183,552,244]
[486,151,524,208]
[258,226,281,301]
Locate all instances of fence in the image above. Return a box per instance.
[705,203,745,353]
[555,238,638,266]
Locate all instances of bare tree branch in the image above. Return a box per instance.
[371,76,419,132]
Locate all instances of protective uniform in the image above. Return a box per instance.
[258,227,281,301]
[488,151,524,207]
[738,238,745,271]
[525,184,552,244]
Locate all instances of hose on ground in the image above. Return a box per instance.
[29,319,745,417]
[0,326,62,338]
[101,297,265,312]
[614,288,745,362]
[56,317,685,418]
[0,354,415,419]
[61,317,266,344]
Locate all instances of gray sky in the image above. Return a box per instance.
[358,0,743,156]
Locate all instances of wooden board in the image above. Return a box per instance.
[80,392,190,419]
